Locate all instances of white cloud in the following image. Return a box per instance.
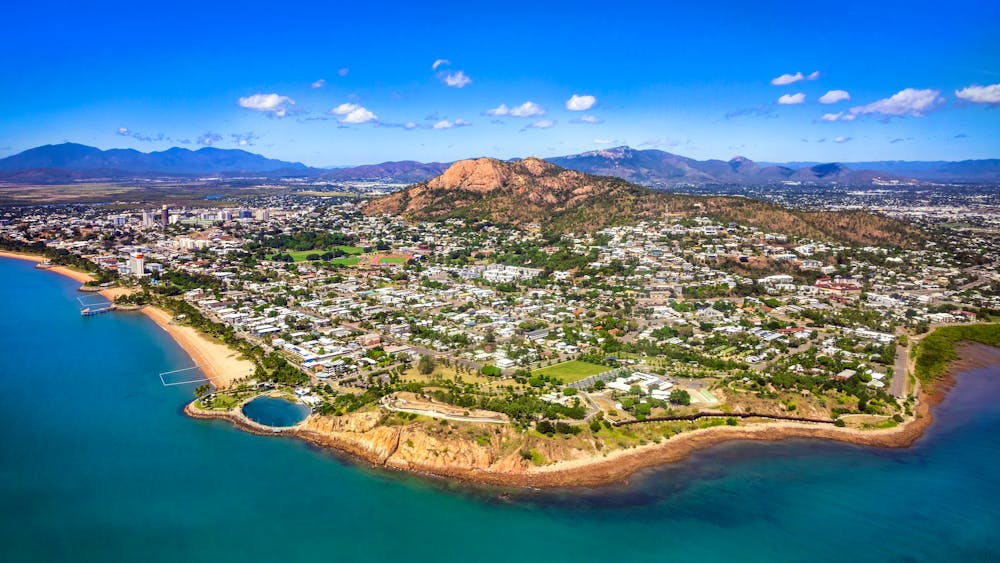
[404,122,417,130]
[330,102,378,124]
[528,119,555,129]
[834,135,851,143]
[509,101,545,117]
[432,118,471,129]
[848,88,943,118]
[231,132,259,146]
[955,83,1000,104]
[566,94,597,111]
[771,72,804,86]
[311,79,325,89]
[432,59,450,70]
[777,93,806,105]
[593,138,612,145]
[238,93,295,117]
[117,127,130,135]
[442,71,471,88]
[573,115,603,124]
[771,71,820,85]
[198,132,222,146]
[338,68,349,77]
[485,104,510,116]
[819,90,850,104]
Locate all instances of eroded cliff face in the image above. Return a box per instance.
[297,411,625,480]
[299,412,544,476]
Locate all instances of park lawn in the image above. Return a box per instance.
[533,360,609,383]
[271,246,365,266]
[329,256,361,266]
[378,256,408,264]
[272,246,366,262]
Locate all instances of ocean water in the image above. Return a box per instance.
[1,256,998,563]
[242,396,310,427]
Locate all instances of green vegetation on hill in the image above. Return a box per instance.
[364,158,923,247]
[662,194,923,248]
[914,324,1000,385]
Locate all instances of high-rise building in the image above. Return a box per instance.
[127,252,146,277]
[142,211,156,227]
[161,205,170,228]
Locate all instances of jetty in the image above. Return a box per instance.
[81,304,115,316]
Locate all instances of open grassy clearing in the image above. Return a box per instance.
[533,360,609,383]
[271,246,365,262]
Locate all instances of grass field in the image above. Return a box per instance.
[377,256,408,264]
[329,256,361,266]
[533,360,609,383]
[273,246,365,262]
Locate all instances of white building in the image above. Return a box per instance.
[127,252,146,277]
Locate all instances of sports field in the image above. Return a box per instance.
[272,246,365,262]
[532,360,608,383]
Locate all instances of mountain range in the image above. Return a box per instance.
[0,142,997,184]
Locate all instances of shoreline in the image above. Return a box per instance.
[5,252,995,489]
[186,342,999,489]
[1,253,252,390]
[0,250,97,286]
[140,306,254,389]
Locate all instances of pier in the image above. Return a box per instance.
[80,305,115,316]
[77,295,114,316]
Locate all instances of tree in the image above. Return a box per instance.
[417,354,435,375]
[194,384,211,398]
[669,389,691,406]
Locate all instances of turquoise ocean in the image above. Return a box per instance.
[1,257,998,562]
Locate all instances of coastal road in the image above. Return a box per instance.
[890,338,910,398]
[381,397,508,424]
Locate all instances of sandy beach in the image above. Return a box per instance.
[0,250,96,285]
[141,306,254,389]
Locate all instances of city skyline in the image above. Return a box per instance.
[3,0,999,166]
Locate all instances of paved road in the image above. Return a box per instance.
[381,397,508,424]
[890,340,909,398]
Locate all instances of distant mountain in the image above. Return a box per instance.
[364,157,923,247]
[548,146,898,186]
[318,161,450,183]
[767,159,1000,182]
[2,142,995,185]
[0,143,309,180]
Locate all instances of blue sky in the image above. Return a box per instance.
[3,0,999,166]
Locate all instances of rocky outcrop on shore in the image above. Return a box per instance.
[184,343,998,488]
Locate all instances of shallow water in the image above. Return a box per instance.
[242,396,310,427]
[1,257,997,562]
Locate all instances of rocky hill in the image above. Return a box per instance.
[364,157,924,247]
[363,157,668,232]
